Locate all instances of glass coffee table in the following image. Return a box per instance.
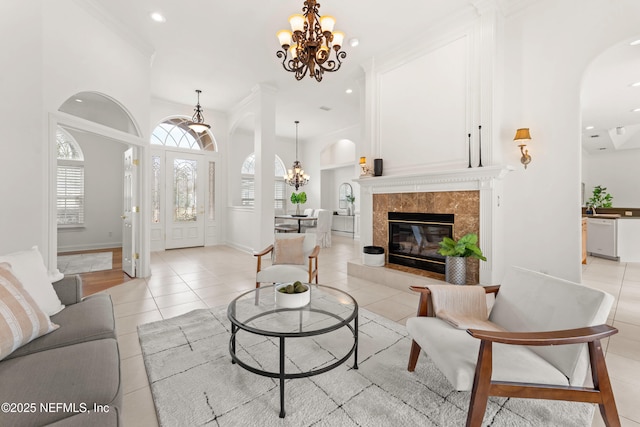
[227,284,358,418]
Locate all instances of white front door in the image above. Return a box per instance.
[122,148,137,277]
[165,151,206,249]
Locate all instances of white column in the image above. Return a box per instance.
[251,85,278,251]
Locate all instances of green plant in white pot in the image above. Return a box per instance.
[290,191,307,216]
[346,194,355,215]
[437,233,486,285]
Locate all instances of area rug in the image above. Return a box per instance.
[57,251,112,274]
[137,307,595,427]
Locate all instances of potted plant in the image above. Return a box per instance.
[437,233,486,285]
[587,185,613,214]
[346,194,355,215]
[290,191,307,216]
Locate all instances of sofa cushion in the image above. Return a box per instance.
[0,263,59,361]
[0,246,65,315]
[0,338,121,427]
[489,266,614,385]
[406,316,570,391]
[5,293,116,360]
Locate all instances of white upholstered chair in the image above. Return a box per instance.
[406,266,620,427]
[254,233,319,288]
[305,209,332,248]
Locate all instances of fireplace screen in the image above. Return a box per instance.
[388,212,454,274]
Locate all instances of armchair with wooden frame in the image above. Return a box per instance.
[254,233,319,289]
[406,266,620,427]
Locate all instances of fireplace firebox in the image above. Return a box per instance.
[388,212,454,274]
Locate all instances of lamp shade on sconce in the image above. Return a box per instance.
[359,156,366,165]
[513,128,532,169]
[514,128,531,141]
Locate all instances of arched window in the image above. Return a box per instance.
[150,118,216,151]
[241,154,287,210]
[57,127,85,226]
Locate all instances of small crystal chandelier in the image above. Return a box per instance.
[187,89,210,133]
[284,121,310,190]
[276,0,346,82]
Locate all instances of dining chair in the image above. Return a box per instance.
[305,209,332,248]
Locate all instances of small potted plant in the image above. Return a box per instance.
[290,191,307,216]
[346,194,355,215]
[437,233,486,285]
[587,185,613,215]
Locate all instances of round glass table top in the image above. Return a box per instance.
[227,284,358,337]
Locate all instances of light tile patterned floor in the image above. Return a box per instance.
[107,236,640,426]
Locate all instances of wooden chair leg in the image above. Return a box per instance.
[408,340,422,372]
[589,340,621,427]
[466,340,493,427]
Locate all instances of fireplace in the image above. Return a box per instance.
[388,212,454,274]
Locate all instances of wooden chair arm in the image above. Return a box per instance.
[467,324,618,346]
[408,285,500,317]
[308,245,320,259]
[254,245,274,257]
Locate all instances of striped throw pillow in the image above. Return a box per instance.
[0,262,59,361]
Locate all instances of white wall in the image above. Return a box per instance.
[583,150,640,207]
[379,36,469,173]
[0,2,44,256]
[500,0,640,283]
[58,130,127,252]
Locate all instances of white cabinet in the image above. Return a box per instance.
[331,214,354,237]
[618,218,640,262]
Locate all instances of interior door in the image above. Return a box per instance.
[165,151,205,249]
[122,148,137,277]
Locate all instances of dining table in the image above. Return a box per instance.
[274,215,318,233]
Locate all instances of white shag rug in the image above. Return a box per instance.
[137,307,595,427]
[57,251,113,274]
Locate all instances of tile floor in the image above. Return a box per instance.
[106,236,640,426]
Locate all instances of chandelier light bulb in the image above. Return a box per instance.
[289,14,305,32]
[320,15,336,33]
[331,31,345,49]
[277,30,293,48]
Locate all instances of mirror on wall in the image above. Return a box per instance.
[338,183,352,209]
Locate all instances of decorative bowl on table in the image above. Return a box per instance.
[274,282,310,308]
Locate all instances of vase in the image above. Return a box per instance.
[296,204,301,216]
[445,256,466,285]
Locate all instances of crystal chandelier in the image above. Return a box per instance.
[187,89,210,133]
[284,121,310,190]
[276,0,346,82]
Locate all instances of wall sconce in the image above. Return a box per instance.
[359,156,372,176]
[514,128,532,169]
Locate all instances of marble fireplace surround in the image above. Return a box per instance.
[353,166,512,286]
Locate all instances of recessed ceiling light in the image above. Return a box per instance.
[345,88,353,94]
[349,38,359,47]
[585,126,594,130]
[630,39,640,46]
[631,81,640,87]
[75,98,83,103]
[150,12,166,23]
[633,108,640,113]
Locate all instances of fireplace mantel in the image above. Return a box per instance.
[355,165,513,284]
[355,165,513,194]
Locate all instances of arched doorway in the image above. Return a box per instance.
[50,91,148,279]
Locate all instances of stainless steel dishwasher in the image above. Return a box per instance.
[586,218,618,260]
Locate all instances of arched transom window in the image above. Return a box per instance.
[151,118,216,151]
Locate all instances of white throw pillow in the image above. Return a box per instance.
[0,246,65,316]
[0,263,59,361]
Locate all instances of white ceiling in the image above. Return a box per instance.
[88,0,471,139]
[85,0,639,147]
[581,37,640,154]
